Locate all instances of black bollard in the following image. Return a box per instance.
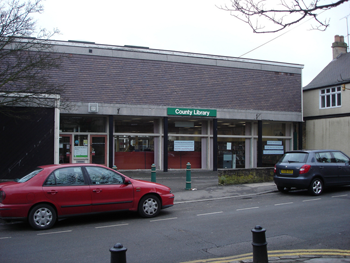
[110,243,127,263]
[251,225,268,263]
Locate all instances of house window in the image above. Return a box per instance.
[320,87,341,109]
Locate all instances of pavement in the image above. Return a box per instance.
[121,169,350,263]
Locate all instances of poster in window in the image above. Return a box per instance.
[74,146,88,157]
[174,141,194,151]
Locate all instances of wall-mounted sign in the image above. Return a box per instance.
[265,145,284,150]
[263,150,284,155]
[266,141,282,145]
[167,108,217,117]
[263,141,284,155]
[174,140,194,151]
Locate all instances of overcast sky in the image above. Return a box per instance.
[36,0,350,86]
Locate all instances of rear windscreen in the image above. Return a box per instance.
[280,153,308,163]
[17,169,43,183]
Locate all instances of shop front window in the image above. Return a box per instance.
[60,116,106,132]
[114,136,154,169]
[168,136,201,169]
[218,138,245,168]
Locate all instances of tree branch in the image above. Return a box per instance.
[218,0,349,33]
[0,0,71,117]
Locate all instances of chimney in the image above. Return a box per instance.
[332,35,347,59]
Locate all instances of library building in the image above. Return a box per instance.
[1,40,304,178]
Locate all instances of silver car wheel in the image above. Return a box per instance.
[138,195,161,218]
[142,197,159,216]
[309,178,323,195]
[33,207,53,227]
[28,204,56,230]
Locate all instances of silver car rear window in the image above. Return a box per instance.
[280,153,308,163]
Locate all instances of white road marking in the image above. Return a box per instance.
[275,202,294,206]
[0,237,11,240]
[332,194,348,198]
[95,223,129,229]
[197,211,223,216]
[303,198,321,202]
[236,207,259,211]
[150,217,178,222]
[174,191,275,204]
[37,230,72,236]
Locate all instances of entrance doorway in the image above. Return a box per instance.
[59,135,72,163]
[60,134,107,165]
[90,135,107,165]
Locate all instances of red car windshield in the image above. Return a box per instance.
[17,169,43,183]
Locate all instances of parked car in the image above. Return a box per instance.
[0,164,174,230]
[274,150,350,195]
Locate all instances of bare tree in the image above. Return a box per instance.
[218,0,349,33]
[0,0,68,117]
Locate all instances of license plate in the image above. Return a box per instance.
[281,169,293,174]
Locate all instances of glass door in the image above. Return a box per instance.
[59,135,72,163]
[90,135,107,165]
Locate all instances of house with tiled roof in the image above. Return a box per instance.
[303,35,350,155]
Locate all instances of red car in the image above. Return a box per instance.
[0,164,174,230]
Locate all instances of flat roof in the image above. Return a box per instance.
[50,39,304,74]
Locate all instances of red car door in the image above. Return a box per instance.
[43,167,92,216]
[84,166,134,213]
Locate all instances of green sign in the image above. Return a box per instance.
[167,107,217,117]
